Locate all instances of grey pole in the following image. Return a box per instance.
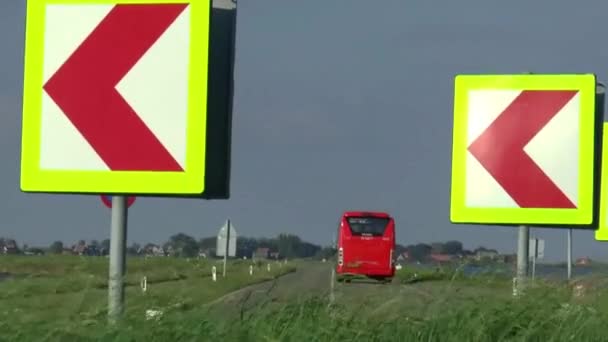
[329,268,336,305]
[567,228,572,280]
[515,72,531,291]
[531,254,536,280]
[516,225,529,291]
[223,219,231,277]
[531,238,537,281]
[108,195,128,322]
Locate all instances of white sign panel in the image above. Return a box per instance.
[529,238,545,259]
[216,220,237,257]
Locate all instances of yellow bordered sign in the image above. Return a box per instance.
[595,124,608,240]
[450,74,597,225]
[21,0,209,194]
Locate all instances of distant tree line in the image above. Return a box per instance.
[0,233,335,260]
[198,233,332,259]
[2,236,501,263]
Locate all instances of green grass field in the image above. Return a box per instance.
[0,255,295,341]
[2,258,608,341]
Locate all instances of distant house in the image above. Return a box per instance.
[497,254,517,264]
[576,257,592,266]
[396,251,410,262]
[143,244,166,257]
[429,253,453,263]
[165,245,175,256]
[72,241,86,255]
[24,248,45,256]
[68,241,101,256]
[253,247,270,260]
[153,246,166,256]
[2,239,19,255]
[85,245,101,256]
[475,249,499,261]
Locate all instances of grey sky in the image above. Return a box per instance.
[1,0,608,262]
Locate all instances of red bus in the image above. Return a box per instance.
[335,211,396,283]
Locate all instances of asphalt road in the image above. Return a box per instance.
[204,260,523,323]
[207,261,334,309]
[204,261,406,320]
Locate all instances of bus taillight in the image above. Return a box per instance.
[338,247,344,266]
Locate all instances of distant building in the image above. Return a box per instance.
[1,239,19,255]
[71,241,100,256]
[72,241,87,255]
[142,244,166,257]
[396,251,410,262]
[576,257,592,266]
[165,245,175,256]
[253,247,270,260]
[475,249,499,261]
[429,253,453,263]
[24,248,45,256]
[83,245,100,256]
[497,254,517,264]
[153,246,166,256]
[269,251,280,259]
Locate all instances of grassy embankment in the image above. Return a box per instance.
[3,258,608,341]
[0,255,294,340]
[226,264,608,341]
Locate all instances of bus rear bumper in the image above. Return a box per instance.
[336,267,394,278]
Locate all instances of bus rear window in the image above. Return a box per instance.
[346,217,390,236]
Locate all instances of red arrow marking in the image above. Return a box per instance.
[468,90,578,208]
[43,4,187,171]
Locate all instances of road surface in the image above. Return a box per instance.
[205,261,422,320]
[204,260,524,323]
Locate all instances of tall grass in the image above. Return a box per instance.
[3,257,608,341]
[395,262,511,288]
[5,282,608,341]
[0,255,295,339]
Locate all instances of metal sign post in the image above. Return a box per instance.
[108,195,128,323]
[222,219,231,277]
[516,225,530,291]
[567,229,573,280]
[529,237,538,280]
[528,237,545,281]
[531,254,536,280]
[329,268,336,305]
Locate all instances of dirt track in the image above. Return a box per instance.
[204,261,401,320]
[204,261,520,323]
[206,262,333,309]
